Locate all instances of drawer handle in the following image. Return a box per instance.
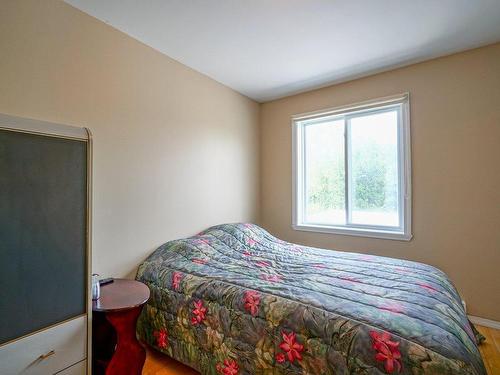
[38,350,55,360]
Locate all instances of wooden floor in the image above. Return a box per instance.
[142,325,500,375]
[143,347,198,375]
[478,325,500,375]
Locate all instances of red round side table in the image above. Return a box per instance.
[92,279,150,375]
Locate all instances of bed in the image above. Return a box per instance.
[136,223,486,375]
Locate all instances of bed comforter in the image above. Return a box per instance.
[136,223,486,375]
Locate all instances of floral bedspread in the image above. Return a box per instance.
[136,223,485,375]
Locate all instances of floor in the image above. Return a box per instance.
[142,325,500,375]
[143,347,198,375]
[479,325,500,375]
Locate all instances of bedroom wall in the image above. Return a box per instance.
[0,0,259,278]
[259,43,500,321]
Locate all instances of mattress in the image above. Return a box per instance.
[136,223,486,375]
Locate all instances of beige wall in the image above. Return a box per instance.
[0,0,260,278]
[260,43,500,320]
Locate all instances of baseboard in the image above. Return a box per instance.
[468,315,500,330]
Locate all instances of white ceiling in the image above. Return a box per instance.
[65,0,500,102]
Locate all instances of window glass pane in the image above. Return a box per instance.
[349,110,399,227]
[304,119,345,225]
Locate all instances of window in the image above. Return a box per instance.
[292,94,412,240]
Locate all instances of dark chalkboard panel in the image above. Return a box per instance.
[0,129,87,345]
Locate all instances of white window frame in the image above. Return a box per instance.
[292,93,412,241]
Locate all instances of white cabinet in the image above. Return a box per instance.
[0,114,92,375]
[0,316,87,375]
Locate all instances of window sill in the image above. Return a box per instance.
[292,223,413,241]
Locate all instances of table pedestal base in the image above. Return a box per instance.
[92,306,146,375]
[105,307,146,375]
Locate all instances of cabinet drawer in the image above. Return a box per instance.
[55,360,86,375]
[0,315,87,375]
